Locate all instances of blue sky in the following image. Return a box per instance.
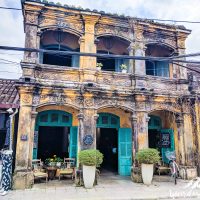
[0,0,200,79]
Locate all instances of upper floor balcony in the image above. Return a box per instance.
[21,29,189,95]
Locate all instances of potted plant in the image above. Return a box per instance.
[55,157,63,167]
[136,148,160,185]
[79,149,103,189]
[96,62,103,71]
[120,64,128,73]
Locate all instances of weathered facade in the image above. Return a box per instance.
[14,0,200,189]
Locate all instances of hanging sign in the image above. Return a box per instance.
[83,134,93,145]
[160,132,171,148]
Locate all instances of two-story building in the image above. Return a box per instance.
[14,0,200,189]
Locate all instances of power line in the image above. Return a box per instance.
[173,62,200,74]
[1,45,200,65]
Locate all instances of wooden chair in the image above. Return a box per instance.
[32,159,48,183]
[59,158,75,180]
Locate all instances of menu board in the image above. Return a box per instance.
[160,132,171,148]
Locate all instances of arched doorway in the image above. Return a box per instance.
[33,110,78,162]
[96,113,132,176]
[148,114,175,163]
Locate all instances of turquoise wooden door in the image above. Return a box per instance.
[161,129,175,164]
[118,128,132,176]
[69,126,78,160]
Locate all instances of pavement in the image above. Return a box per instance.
[1,174,200,200]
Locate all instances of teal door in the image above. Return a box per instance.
[161,129,175,164]
[33,110,74,160]
[69,126,78,160]
[118,128,132,176]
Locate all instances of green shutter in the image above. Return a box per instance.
[118,128,132,176]
[161,129,175,164]
[69,126,78,161]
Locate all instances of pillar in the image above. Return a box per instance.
[79,14,100,71]
[23,11,40,64]
[130,112,138,165]
[137,112,149,150]
[195,100,200,174]
[176,32,189,80]
[176,114,186,165]
[127,44,134,73]
[183,112,194,165]
[133,23,147,89]
[13,89,34,189]
[81,108,98,149]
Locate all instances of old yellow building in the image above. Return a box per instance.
[14,0,200,189]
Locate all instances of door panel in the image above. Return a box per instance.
[69,126,78,160]
[118,128,132,176]
[161,129,175,164]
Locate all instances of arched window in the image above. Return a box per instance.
[96,36,130,72]
[40,30,80,67]
[145,44,174,77]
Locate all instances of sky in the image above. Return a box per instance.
[0,0,200,79]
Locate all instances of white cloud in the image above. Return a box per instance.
[0,0,200,79]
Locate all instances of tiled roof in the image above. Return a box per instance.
[22,0,190,31]
[0,79,19,109]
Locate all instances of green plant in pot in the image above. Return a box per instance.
[120,64,128,73]
[96,62,103,71]
[136,148,160,185]
[79,149,103,188]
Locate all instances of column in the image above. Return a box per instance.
[176,114,186,165]
[130,112,138,165]
[77,111,84,151]
[133,24,146,76]
[176,32,189,80]
[81,108,97,149]
[195,100,200,174]
[137,112,149,150]
[13,88,34,189]
[28,111,38,168]
[23,11,40,64]
[79,14,100,71]
[183,112,194,165]
[127,44,134,73]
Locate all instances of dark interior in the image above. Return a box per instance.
[97,128,118,173]
[37,126,70,161]
[97,58,116,71]
[43,50,72,66]
[148,129,161,154]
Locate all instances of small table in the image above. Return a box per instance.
[46,167,57,180]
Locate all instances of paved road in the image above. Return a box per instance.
[1,175,200,200]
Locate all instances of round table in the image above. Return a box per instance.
[46,167,57,180]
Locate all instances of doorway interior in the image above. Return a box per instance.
[96,128,118,173]
[37,126,70,161]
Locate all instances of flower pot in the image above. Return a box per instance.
[83,165,96,189]
[96,67,101,71]
[56,162,61,167]
[122,69,127,73]
[49,162,56,167]
[141,163,154,185]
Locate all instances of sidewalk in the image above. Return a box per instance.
[2,175,200,200]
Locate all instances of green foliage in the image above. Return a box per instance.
[79,149,103,167]
[136,148,160,164]
[96,62,103,68]
[120,64,127,70]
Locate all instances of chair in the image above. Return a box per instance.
[156,161,171,181]
[32,159,48,183]
[59,158,75,180]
